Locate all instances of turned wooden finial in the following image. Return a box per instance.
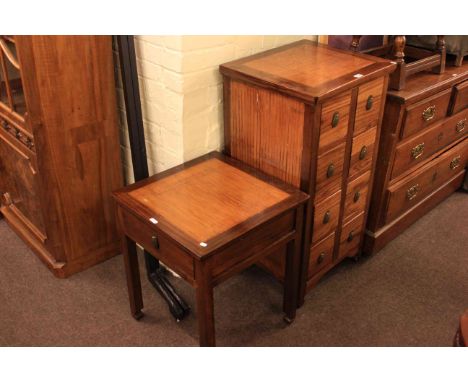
[433,35,446,74]
[392,35,406,63]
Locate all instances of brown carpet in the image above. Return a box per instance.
[1,191,467,346]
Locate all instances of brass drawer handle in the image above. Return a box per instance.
[326,163,335,178]
[450,155,461,170]
[323,210,331,224]
[151,235,160,250]
[422,105,436,122]
[1,120,10,131]
[353,190,361,203]
[359,145,368,160]
[347,231,355,242]
[366,95,374,111]
[331,112,340,128]
[456,119,466,133]
[317,252,326,264]
[411,143,425,159]
[406,184,420,201]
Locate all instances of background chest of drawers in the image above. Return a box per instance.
[0,36,123,277]
[364,63,468,255]
[220,40,395,302]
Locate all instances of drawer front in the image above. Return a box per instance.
[312,189,341,244]
[392,109,468,180]
[400,88,452,139]
[354,77,384,136]
[450,80,468,115]
[338,212,365,260]
[386,139,468,223]
[348,127,377,179]
[119,208,195,283]
[319,91,351,155]
[343,171,371,222]
[315,142,345,200]
[308,232,335,278]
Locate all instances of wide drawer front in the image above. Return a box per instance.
[386,139,468,223]
[338,212,365,260]
[312,189,341,244]
[319,91,351,155]
[400,88,452,140]
[392,108,468,180]
[308,232,335,279]
[450,80,468,115]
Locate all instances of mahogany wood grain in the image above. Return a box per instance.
[229,80,304,188]
[391,109,468,180]
[450,80,468,115]
[385,139,468,223]
[348,127,377,180]
[354,77,384,136]
[400,88,452,139]
[312,190,341,244]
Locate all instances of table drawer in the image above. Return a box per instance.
[119,208,195,282]
[343,171,371,223]
[386,139,468,223]
[450,80,468,115]
[392,109,468,180]
[348,126,377,179]
[354,77,384,136]
[338,212,365,260]
[312,189,341,244]
[308,232,335,279]
[319,91,351,155]
[400,88,452,139]
[315,142,345,200]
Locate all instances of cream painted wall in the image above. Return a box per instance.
[116,35,317,183]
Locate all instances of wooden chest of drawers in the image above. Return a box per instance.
[364,63,468,255]
[220,40,395,303]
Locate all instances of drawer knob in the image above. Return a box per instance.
[411,143,425,160]
[456,119,466,133]
[347,231,355,242]
[323,210,331,224]
[151,235,160,250]
[317,252,326,265]
[422,105,436,122]
[359,145,368,160]
[331,112,340,128]
[406,184,420,201]
[353,190,361,203]
[326,163,335,178]
[366,95,374,111]
[1,120,9,130]
[450,155,461,170]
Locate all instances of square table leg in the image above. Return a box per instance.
[195,261,216,346]
[122,235,144,320]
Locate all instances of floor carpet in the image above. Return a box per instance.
[1,191,467,346]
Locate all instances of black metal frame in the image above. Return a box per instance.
[116,35,189,321]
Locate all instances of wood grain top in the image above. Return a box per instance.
[387,62,468,104]
[114,152,308,257]
[220,40,395,103]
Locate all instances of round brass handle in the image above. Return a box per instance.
[353,191,361,203]
[1,120,9,130]
[151,235,160,250]
[347,231,355,242]
[331,112,340,128]
[366,95,374,111]
[359,145,368,160]
[326,163,335,178]
[317,252,326,265]
[456,119,466,133]
[422,105,436,122]
[450,156,461,170]
[323,210,331,224]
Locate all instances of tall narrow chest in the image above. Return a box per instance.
[220,40,395,301]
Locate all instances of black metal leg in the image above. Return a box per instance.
[117,34,189,321]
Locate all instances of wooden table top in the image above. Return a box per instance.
[220,40,395,103]
[114,152,309,257]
